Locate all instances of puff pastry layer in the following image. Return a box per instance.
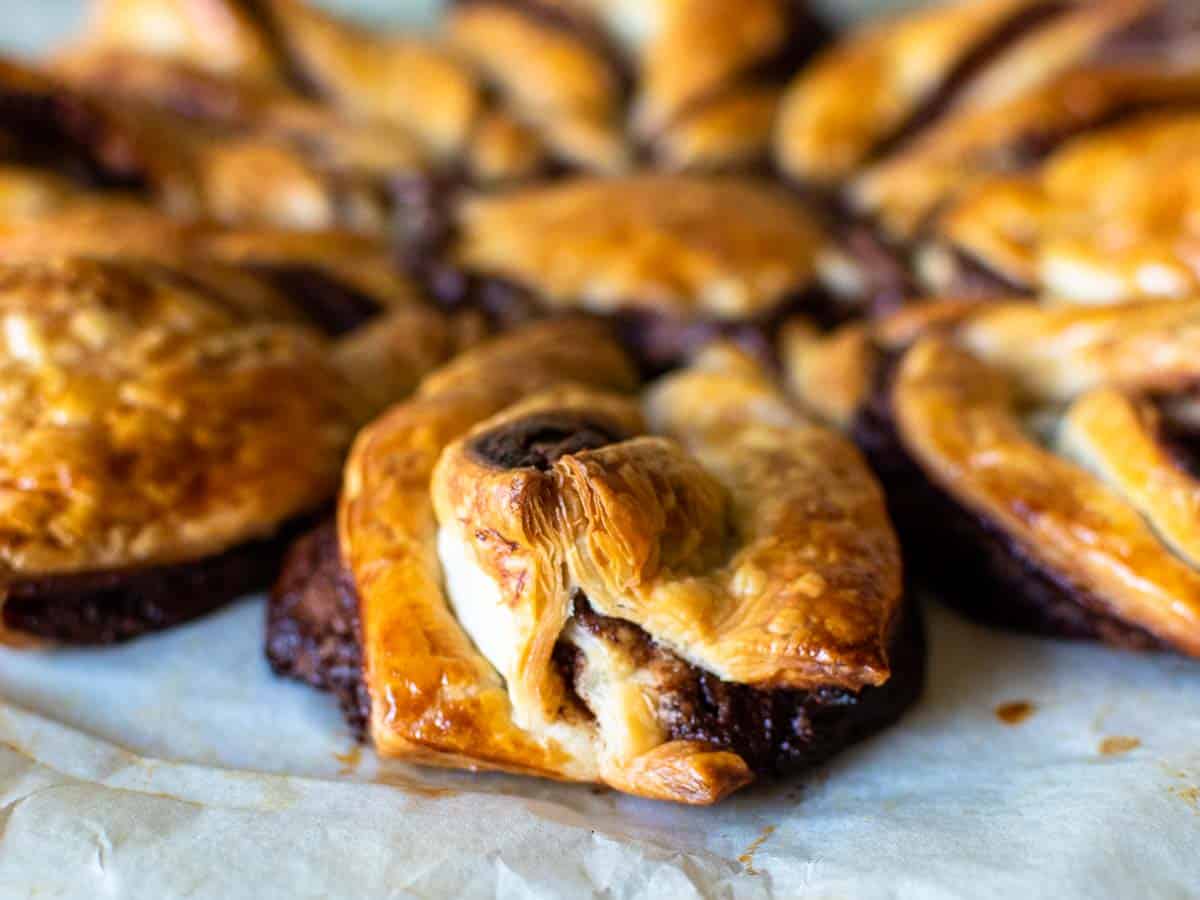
[269,320,921,803]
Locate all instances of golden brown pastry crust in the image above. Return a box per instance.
[340,321,903,802]
[0,257,353,577]
[445,2,628,173]
[0,198,423,324]
[451,175,825,320]
[774,0,1036,184]
[0,60,411,234]
[78,0,284,84]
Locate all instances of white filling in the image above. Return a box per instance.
[563,621,666,766]
[436,526,600,768]
[437,526,519,679]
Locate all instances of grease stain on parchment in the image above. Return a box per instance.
[374,772,458,799]
[1171,785,1199,811]
[1162,764,1199,812]
[738,825,776,875]
[1098,736,1140,756]
[334,746,362,775]
[995,701,1036,725]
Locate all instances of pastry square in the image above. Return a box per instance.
[269,319,922,804]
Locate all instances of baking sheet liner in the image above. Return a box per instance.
[0,598,1197,898]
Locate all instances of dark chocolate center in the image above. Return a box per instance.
[5,511,319,645]
[249,264,381,336]
[1154,396,1200,481]
[1096,0,1200,64]
[0,87,151,191]
[555,592,923,776]
[469,412,625,471]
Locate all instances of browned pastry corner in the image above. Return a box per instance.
[267,319,922,804]
[443,0,830,173]
[787,300,1200,657]
[774,0,1200,310]
[0,256,462,647]
[416,173,833,372]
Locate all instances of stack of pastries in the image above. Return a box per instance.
[0,0,1195,804]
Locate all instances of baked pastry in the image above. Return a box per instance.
[443,0,829,172]
[0,256,463,646]
[268,318,922,804]
[920,110,1200,303]
[774,0,1200,309]
[413,173,832,372]
[786,300,1200,656]
[74,0,828,177]
[69,0,554,183]
[0,55,417,234]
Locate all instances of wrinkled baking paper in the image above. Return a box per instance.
[0,598,1197,899]
[0,0,1197,895]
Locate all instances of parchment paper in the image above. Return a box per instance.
[0,597,1197,899]
[0,1,1197,897]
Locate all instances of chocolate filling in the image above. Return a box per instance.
[852,355,1166,651]
[6,511,319,646]
[410,243,832,376]
[1095,0,1200,64]
[834,219,922,317]
[267,519,370,737]
[1153,396,1200,481]
[560,593,923,776]
[248,264,381,336]
[267,520,925,776]
[866,1,1071,164]
[469,411,625,471]
[0,85,151,192]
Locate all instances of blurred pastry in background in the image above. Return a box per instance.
[786,299,1200,658]
[775,0,1200,312]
